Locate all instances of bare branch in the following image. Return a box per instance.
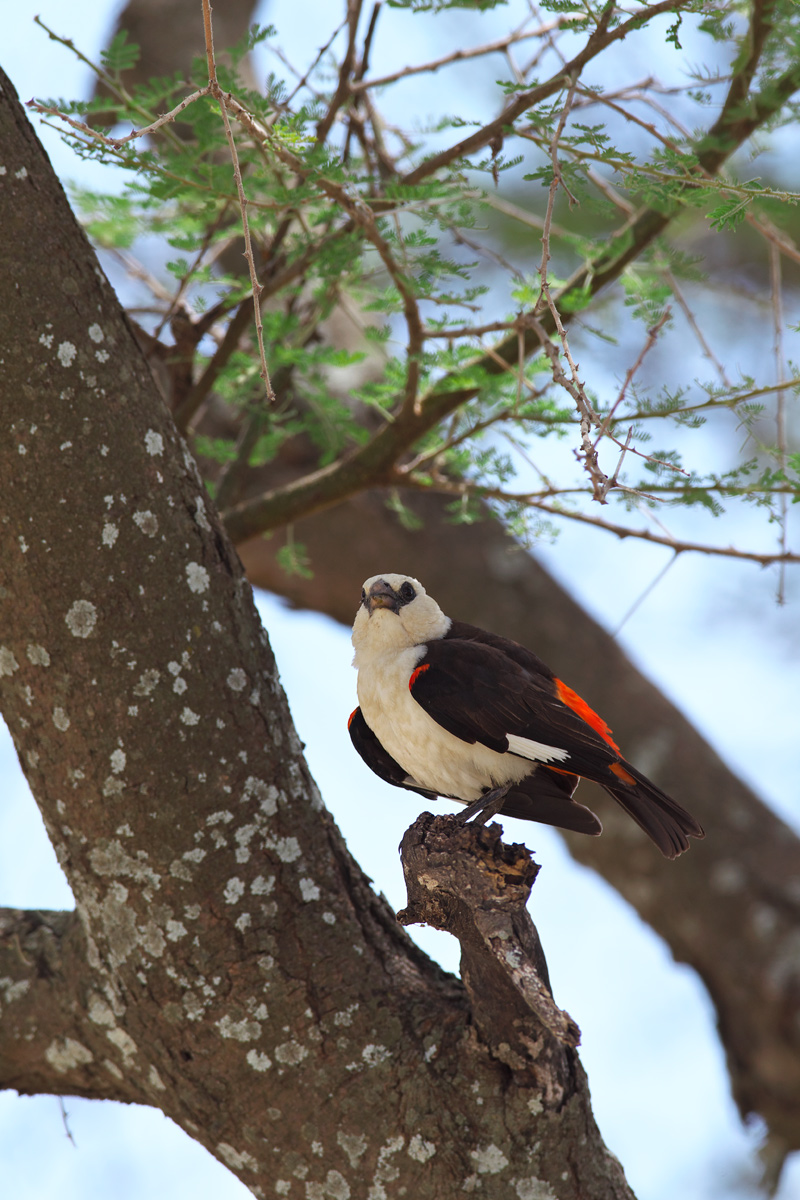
[663,270,732,388]
[283,15,349,106]
[747,209,800,267]
[395,474,800,566]
[481,189,572,237]
[315,0,363,144]
[351,13,581,93]
[592,307,673,448]
[400,0,687,188]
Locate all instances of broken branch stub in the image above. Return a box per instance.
[398,814,580,1103]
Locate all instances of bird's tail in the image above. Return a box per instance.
[602,760,704,859]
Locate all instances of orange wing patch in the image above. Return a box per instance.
[347,708,358,729]
[554,678,622,754]
[609,761,636,786]
[409,663,430,689]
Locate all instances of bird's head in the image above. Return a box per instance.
[351,573,450,664]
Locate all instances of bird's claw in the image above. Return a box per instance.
[457,783,511,826]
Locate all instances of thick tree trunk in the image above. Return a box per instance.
[0,67,636,1198]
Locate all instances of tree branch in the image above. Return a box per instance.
[395,476,800,566]
[350,12,581,93]
[315,0,363,144]
[398,0,674,186]
[0,908,141,1104]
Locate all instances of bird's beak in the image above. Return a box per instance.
[367,580,398,613]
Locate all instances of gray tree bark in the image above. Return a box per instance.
[1,66,636,1198]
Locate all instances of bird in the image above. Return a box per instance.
[349,573,704,859]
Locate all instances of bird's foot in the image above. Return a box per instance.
[457,783,511,826]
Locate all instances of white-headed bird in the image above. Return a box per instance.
[349,573,704,859]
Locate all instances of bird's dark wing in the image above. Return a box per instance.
[445,620,621,750]
[347,707,438,800]
[410,638,617,773]
[445,619,556,681]
[411,638,704,859]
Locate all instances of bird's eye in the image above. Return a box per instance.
[398,582,416,603]
[360,587,367,604]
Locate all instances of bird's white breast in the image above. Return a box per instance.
[356,644,534,802]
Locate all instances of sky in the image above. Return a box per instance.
[2,2,800,1199]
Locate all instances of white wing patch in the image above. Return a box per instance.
[505,734,570,764]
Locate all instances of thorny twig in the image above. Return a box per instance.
[533,79,689,503]
[770,241,789,604]
[32,16,195,156]
[535,74,613,501]
[28,89,211,147]
[202,0,275,409]
[218,90,425,416]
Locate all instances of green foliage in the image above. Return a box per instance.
[276,538,314,579]
[707,192,752,231]
[100,30,140,77]
[621,263,673,325]
[385,492,425,530]
[387,0,507,10]
[36,0,800,572]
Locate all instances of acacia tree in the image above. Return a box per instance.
[3,0,800,1194]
